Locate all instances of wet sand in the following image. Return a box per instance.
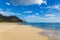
[0,23,49,40]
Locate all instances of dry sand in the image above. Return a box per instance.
[0,23,49,40]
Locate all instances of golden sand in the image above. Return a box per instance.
[0,23,49,40]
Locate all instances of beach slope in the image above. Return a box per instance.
[0,23,49,40]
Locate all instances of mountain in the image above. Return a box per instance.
[0,14,26,22]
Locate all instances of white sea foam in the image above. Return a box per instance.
[41,30,60,40]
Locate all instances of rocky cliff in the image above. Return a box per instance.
[0,14,26,22]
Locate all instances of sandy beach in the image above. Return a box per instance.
[0,23,49,40]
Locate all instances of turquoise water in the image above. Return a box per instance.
[19,22,60,31]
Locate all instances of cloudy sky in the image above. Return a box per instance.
[0,0,60,22]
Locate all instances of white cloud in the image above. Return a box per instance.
[0,8,22,16]
[47,5,60,10]
[25,15,40,19]
[16,13,21,15]
[0,10,15,16]
[0,8,3,11]
[25,15,36,18]
[6,2,10,6]
[11,0,47,6]
[25,14,55,20]
[45,14,55,17]
[23,11,32,13]
[6,8,12,11]
[24,15,56,22]
[40,11,43,12]
[26,14,60,22]
[36,13,39,15]
[0,11,8,16]
[42,0,47,4]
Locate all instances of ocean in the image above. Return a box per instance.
[19,22,60,31]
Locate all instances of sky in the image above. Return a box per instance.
[0,0,60,22]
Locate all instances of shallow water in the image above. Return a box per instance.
[19,22,60,31]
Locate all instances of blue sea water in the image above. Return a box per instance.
[19,22,60,31]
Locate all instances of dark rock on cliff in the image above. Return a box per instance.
[0,14,26,22]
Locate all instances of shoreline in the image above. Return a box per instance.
[0,22,60,40]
